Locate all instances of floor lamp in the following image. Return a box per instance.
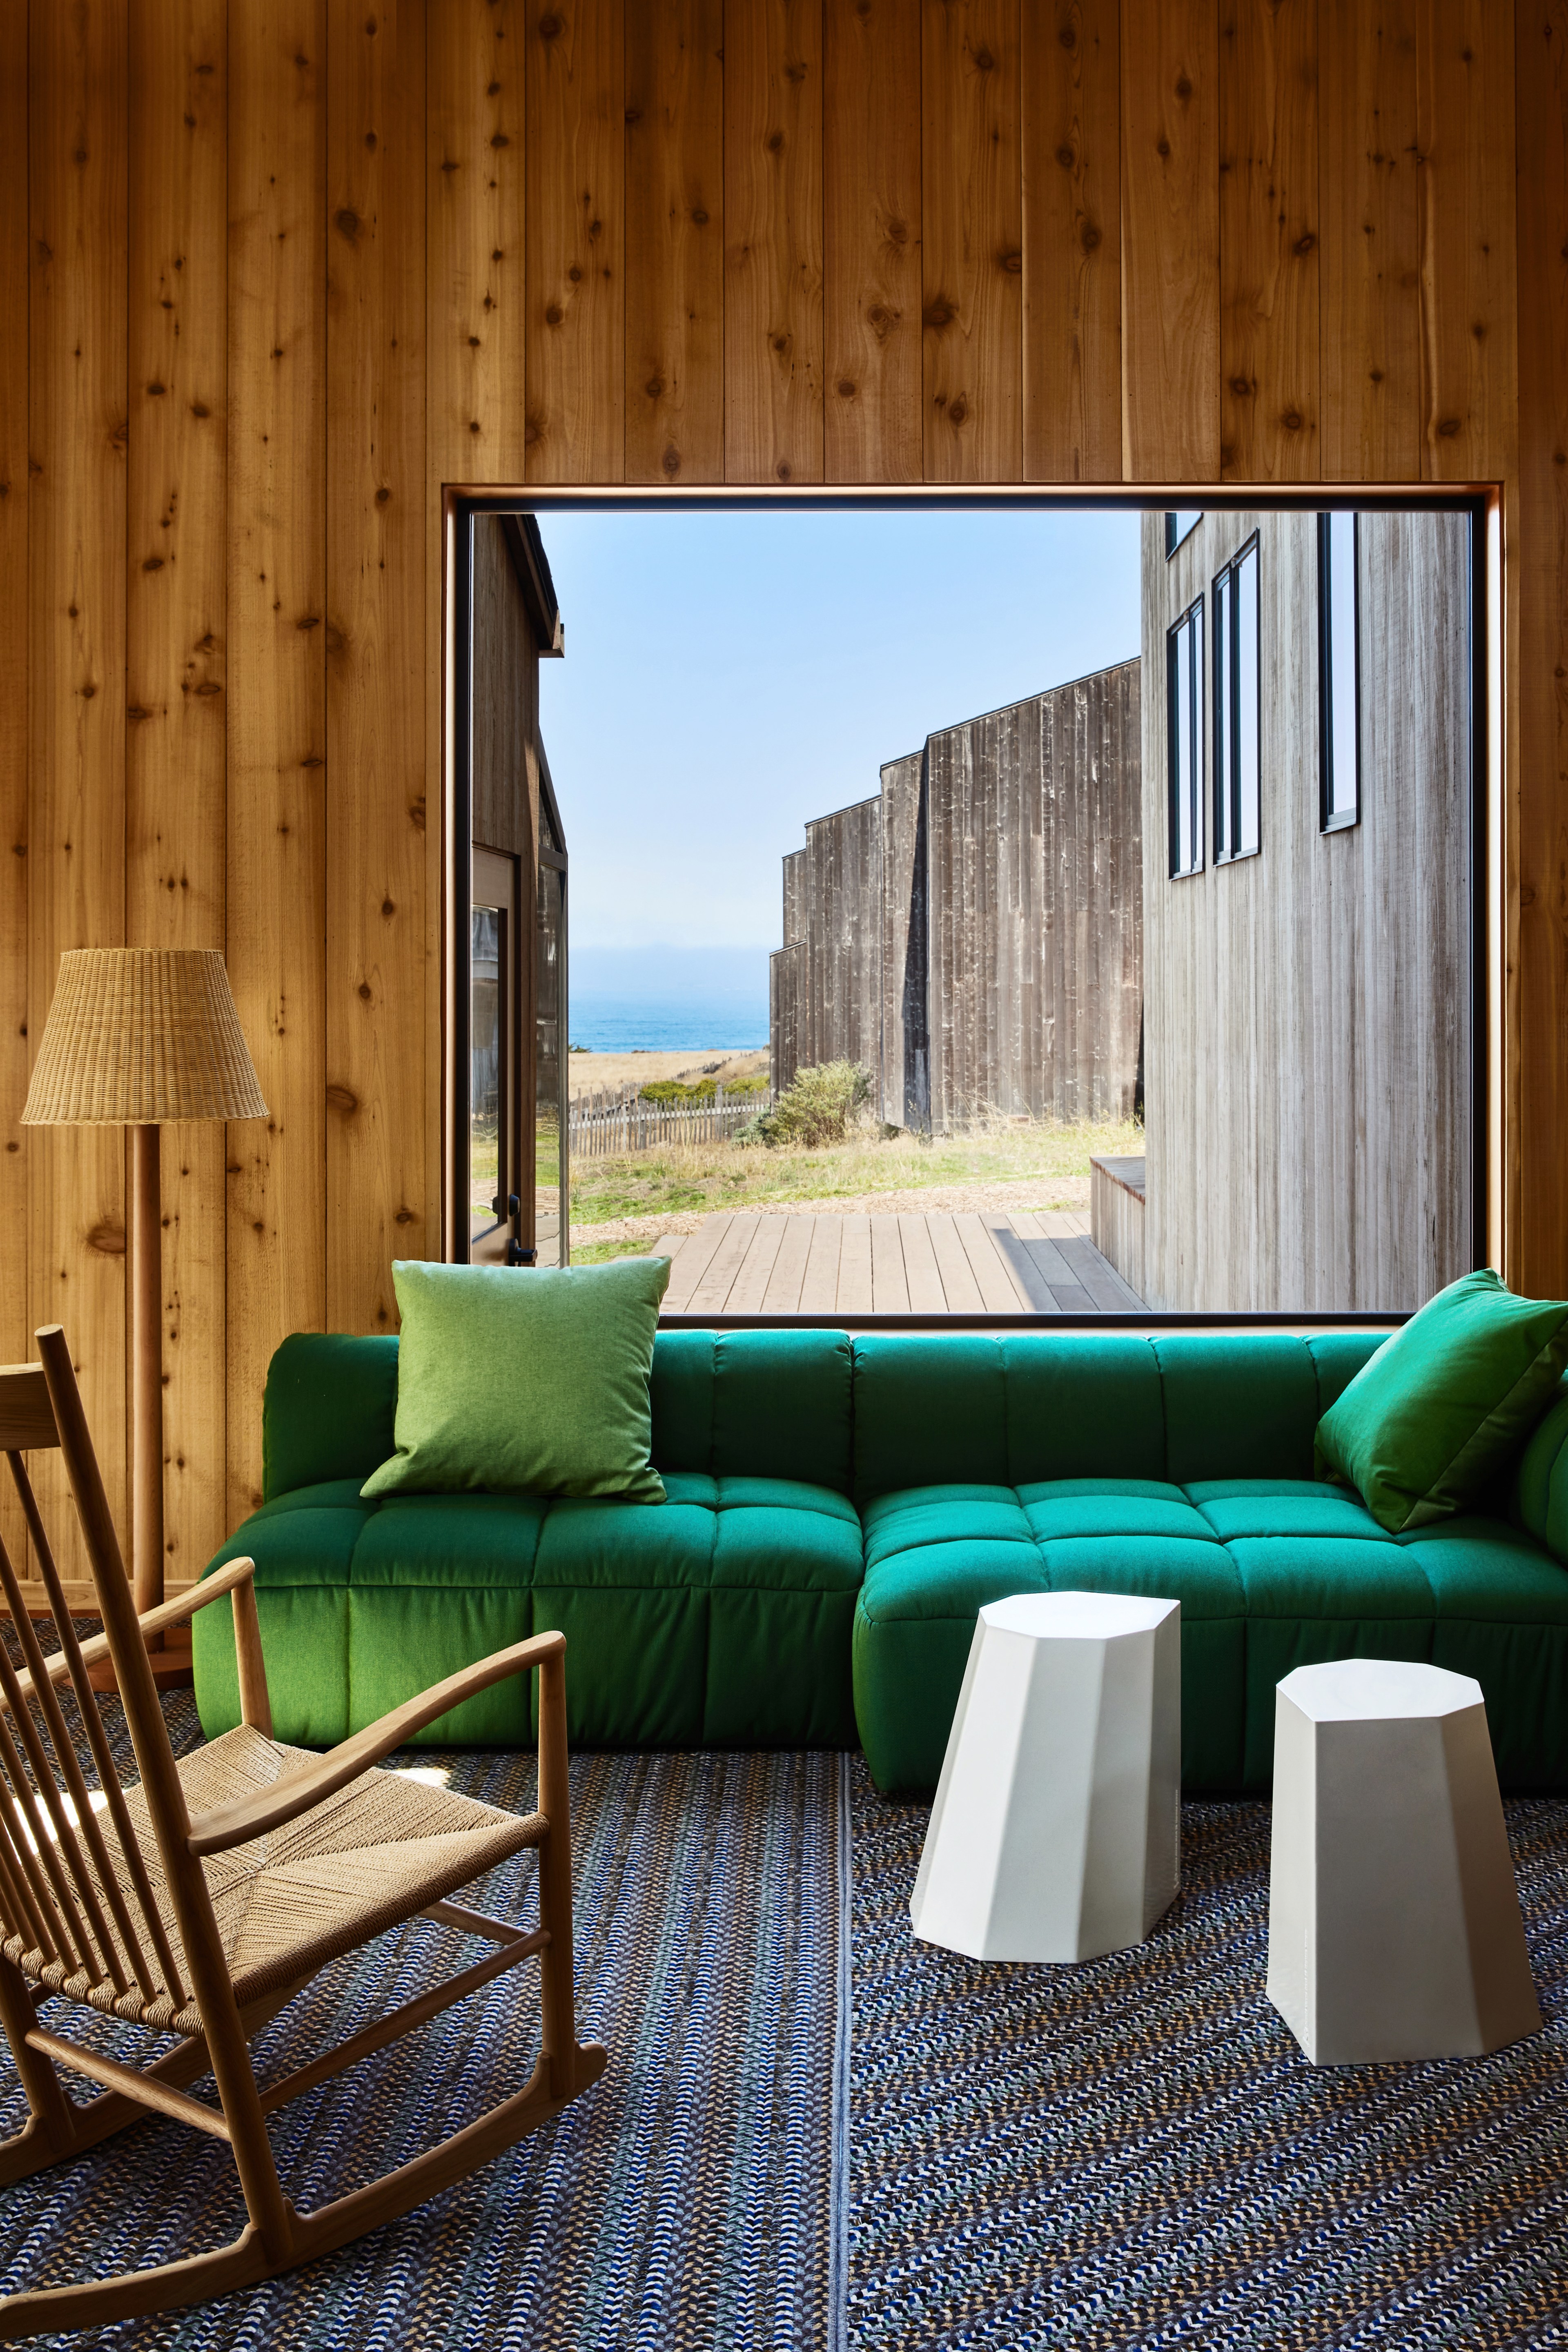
[21,950,267,1651]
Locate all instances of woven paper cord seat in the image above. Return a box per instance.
[8,1725,546,2036]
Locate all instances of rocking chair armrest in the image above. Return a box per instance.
[142,1554,261,1637]
[185,1628,568,1858]
[7,1555,260,1708]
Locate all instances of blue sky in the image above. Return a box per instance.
[537,507,1141,972]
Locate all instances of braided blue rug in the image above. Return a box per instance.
[848,1761,1568,2350]
[0,1694,849,2350]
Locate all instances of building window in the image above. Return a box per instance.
[1319,512,1360,830]
[1213,535,1261,862]
[1167,597,1205,878]
[1166,510,1202,558]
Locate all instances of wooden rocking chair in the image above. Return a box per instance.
[0,1324,606,2336]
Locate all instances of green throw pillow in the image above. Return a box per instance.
[361,1257,671,1505]
[1316,1268,1568,1534]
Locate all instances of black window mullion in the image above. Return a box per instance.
[1229,569,1241,860]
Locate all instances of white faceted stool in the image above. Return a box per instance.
[910,1590,1181,1964]
[1267,1658,1541,2065]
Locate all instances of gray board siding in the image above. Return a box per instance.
[770,944,805,1093]
[776,661,1143,1134]
[925,660,1142,1129]
[776,845,808,1092]
[804,796,882,1070]
[878,752,927,1128]
[782,849,806,953]
[472,514,538,866]
[1140,508,1471,1314]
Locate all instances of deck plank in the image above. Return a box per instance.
[898,1213,948,1312]
[1020,1232,1080,1288]
[726,1217,788,1313]
[1057,1234,1146,1312]
[685,1214,761,1315]
[1047,1279,1098,1311]
[656,1206,1143,1319]
[761,1215,815,1312]
[924,1214,986,1312]
[1034,1209,1085,1237]
[836,1215,875,1315]
[660,1215,731,1310]
[955,1213,1033,1312]
[870,1214,911,1314]
[984,1218,1060,1313]
[797,1216,844,1312]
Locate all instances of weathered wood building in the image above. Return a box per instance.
[773,662,1143,1131]
[1138,510,1473,1314]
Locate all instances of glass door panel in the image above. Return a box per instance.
[470,845,523,1264]
[535,854,567,1265]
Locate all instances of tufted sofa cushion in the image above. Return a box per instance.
[196,1468,861,1752]
[853,1472,1568,1792]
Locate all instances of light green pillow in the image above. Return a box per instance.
[361,1257,670,1504]
[1316,1268,1568,1534]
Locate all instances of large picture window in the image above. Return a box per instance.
[446,497,1482,1327]
[1167,597,1205,878]
[1319,511,1360,831]
[1213,535,1260,863]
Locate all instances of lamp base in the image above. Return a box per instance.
[85,1627,194,1697]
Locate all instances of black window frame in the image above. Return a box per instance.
[1167,595,1205,879]
[1319,510,1361,833]
[1212,531,1261,865]
[444,485,1490,1326]
[1165,509,1202,559]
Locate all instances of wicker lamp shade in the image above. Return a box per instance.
[21,949,267,1127]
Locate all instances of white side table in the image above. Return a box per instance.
[1268,1657,1541,2064]
[910,1590,1181,1964]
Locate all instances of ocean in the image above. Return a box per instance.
[566,948,771,1052]
[567,992,769,1053]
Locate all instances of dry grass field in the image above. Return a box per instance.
[568,1047,769,1100]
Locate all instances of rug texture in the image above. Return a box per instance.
[0,1693,847,2352]
[849,1762,1568,2350]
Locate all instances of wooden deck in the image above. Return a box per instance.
[653,1208,1146,1317]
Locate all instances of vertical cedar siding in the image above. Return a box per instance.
[0,5,1556,1577]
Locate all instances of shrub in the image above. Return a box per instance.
[639,1071,773,1105]
[639,1078,710,1104]
[760,1060,873,1149]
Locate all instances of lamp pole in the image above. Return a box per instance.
[130,1122,163,1620]
[20,948,266,1682]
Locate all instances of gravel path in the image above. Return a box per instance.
[572,1173,1091,1249]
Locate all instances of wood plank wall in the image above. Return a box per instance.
[2,1,1559,1565]
[782,666,1140,1131]
[878,750,926,1126]
[1141,509,1472,1313]
[769,941,805,1090]
[471,519,539,865]
[922,661,1143,1127]
[802,796,883,1070]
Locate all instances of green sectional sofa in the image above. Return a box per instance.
[195,1325,1568,1795]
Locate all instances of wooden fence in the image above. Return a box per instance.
[567,1086,774,1159]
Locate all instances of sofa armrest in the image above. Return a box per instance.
[263,1331,399,1499]
[1514,1376,1568,1564]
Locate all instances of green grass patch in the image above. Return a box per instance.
[567,1114,1142,1236]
